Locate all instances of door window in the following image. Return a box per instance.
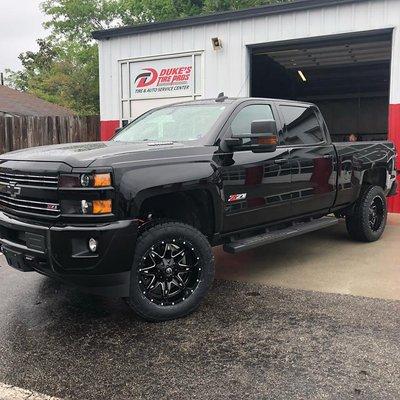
[231,104,274,136]
[279,105,324,145]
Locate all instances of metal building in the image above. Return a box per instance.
[93,0,400,212]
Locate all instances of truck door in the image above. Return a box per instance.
[277,104,336,216]
[217,101,292,233]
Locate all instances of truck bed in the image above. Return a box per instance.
[333,140,396,208]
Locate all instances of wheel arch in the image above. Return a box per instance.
[361,167,391,193]
[134,188,221,238]
[118,162,224,236]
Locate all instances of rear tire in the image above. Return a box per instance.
[128,221,214,321]
[346,185,387,242]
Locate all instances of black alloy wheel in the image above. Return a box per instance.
[128,221,214,321]
[368,195,385,232]
[346,185,387,242]
[138,240,202,306]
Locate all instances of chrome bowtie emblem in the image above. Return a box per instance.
[6,182,21,198]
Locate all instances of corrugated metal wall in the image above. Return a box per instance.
[98,0,400,122]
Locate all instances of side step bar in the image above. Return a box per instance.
[223,216,338,254]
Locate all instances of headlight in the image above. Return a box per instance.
[61,199,112,215]
[92,200,112,214]
[58,174,80,188]
[80,174,91,187]
[59,173,112,188]
[81,200,90,214]
[93,173,112,187]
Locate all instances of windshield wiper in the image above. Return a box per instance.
[147,141,175,146]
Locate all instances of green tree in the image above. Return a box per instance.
[6,0,289,115]
[203,0,288,12]
[119,0,204,25]
[7,40,99,115]
[41,0,120,41]
[6,39,56,92]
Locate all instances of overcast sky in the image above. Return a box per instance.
[0,0,47,73]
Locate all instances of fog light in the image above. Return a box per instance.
[88,238,98,253]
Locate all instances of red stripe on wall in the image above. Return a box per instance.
[388,104,400,213]
[100,120,120,141]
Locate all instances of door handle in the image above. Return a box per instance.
[322,154,333,159]
[274,159,287,164]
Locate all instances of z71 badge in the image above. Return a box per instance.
[228,193,247,202]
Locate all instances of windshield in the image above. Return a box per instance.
[113,104,226,142]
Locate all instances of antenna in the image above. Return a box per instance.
[215,92,228,102]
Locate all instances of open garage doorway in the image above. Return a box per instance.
[250,30,392,142]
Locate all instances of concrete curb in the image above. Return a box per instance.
[0,383,60,400]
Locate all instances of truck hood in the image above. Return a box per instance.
[0,141,212,168]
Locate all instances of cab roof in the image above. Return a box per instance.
[170,97,315,107]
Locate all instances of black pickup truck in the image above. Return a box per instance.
[0,97,397,321]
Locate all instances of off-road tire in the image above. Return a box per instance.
[346,185,387,242]
[128,221,214,321]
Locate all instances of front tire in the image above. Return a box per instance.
[346,185,387,242]
[128,221,214,321]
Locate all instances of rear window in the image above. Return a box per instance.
[279,105,325,145]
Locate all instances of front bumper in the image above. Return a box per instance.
[0,211,138,297]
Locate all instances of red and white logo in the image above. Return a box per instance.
[134,66,192,89]
[134,68,158,88]
[228,193,247,202]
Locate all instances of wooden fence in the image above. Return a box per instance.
[0,115,100,154]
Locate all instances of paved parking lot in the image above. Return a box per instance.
[216,214,400,300]
[0,215,399,400]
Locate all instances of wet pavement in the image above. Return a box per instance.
[1,258,400,399]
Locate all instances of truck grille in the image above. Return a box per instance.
[0,172,58,188]
[0,170,60,218]
[0,193,60,215]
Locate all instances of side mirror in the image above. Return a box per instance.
[251,120,277,136]
[225,120,278,153]
[250,120,278,153]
